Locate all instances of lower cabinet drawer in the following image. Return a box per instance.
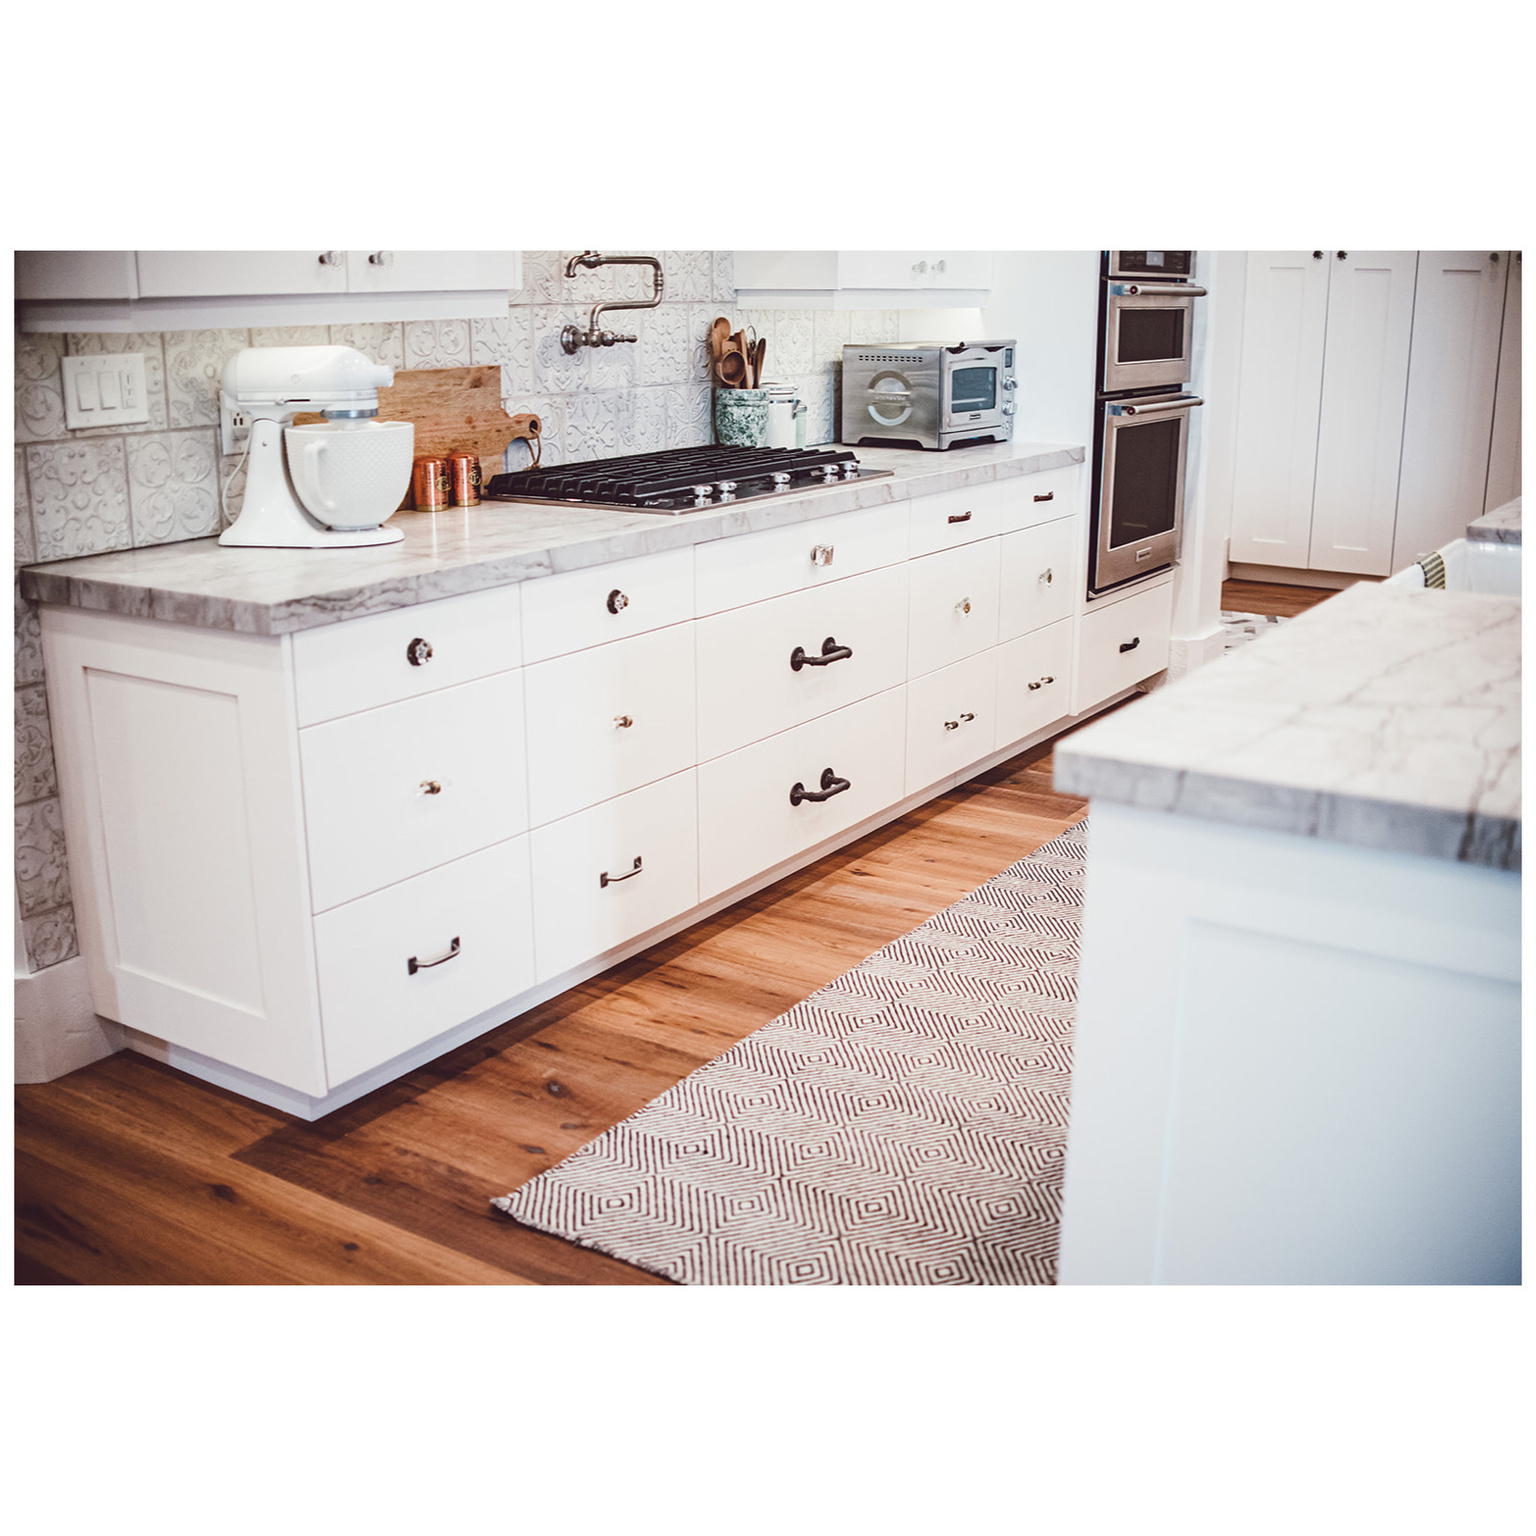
[529,769,699,984]
[521,546,694,664]
[314,836,535,1088]
[998,515,1077,641]
[1075,581,1173,711]
[996,617,1074,746]
[905,648,999,794]
[300,671,528,913]
[908,539,1001,678]
[698,686,907,901]
[695,563,908,761]
[524,623,696,827]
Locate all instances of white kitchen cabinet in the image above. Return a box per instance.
[1306,251,1419,575]
[907,539,1001,678]
[998,516,1077,641]
[733,250,992,309]
[1228,249,1517,580]
[521,546,693,663]
[1483,252,1521,513]
[995,619,1074,746]
[1392,252,1511,569]
[905,649,999,794]
[1074,580,1172,715]
[17,250,522,332]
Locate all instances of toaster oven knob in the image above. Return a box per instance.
[1003,378,1018,390]
[1002,404,1016,416]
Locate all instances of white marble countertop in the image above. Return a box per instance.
[1054,583,1521,870]
[1468,496,1522,545]
[18,440,1082,635]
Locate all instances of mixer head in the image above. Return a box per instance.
[219,344,395,454]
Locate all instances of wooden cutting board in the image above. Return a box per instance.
[293,365,541,465]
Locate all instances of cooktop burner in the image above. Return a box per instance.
[483,445,889,514]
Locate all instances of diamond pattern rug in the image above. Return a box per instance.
[490,819,1088,1285]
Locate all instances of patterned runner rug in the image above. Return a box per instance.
[490,819,1088,1285]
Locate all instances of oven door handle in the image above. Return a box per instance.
[1112,395,1204,417]
[1111,282,1208,298]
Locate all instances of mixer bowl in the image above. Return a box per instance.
[284,420,414,531]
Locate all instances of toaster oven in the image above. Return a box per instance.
[841,340,1016,450]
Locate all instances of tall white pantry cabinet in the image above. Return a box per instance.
[1228,250,1519,579]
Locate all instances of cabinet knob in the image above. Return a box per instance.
[606,588,629,614]
[811,543,835,567]
[369,251,394,267]
[1313,250,1324,260]
[613,714,634,729]
[406,637,433,666]
[1039,568,1054,585]
[317,250,343,267]
[913,260,928,275]
[1491,252,1500,263]
[419,779,443,795]
[1337,250,1348,260]
[933,259,947,274]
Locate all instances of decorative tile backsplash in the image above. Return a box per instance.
[11,250,901,973]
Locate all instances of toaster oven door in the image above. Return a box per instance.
[942,348,1009,436]
[846,352,942,447]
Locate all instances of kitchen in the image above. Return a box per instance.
[14,244,1520,1296]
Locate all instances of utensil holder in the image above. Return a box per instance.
[714,388,769,448]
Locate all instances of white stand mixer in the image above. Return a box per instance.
[218,345,412,549]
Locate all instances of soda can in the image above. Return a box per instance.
[412,456,452,511]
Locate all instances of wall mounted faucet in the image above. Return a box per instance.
[560,252,666,352]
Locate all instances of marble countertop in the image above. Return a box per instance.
[1468,496,1522,545]
[18,440,1082,636]
[1055,583,1521,870]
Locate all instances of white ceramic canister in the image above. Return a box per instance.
[760,380,800,450]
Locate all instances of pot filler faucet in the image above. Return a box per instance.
[560,251,665,352]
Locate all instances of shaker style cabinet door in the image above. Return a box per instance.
[344,252,522,294]
[1307,251,1418,576]
[135,251,352,297]
[1483,251,1521,515]
[1227,252,1332,569]
[1392,252,1510,568]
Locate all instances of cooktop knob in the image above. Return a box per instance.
[772,472,792,489]
[715,480,738,497]
[691,483,715,502]
[818,464,839,481]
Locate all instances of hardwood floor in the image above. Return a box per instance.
[16,735,1095,1286]
[1222,576,1340,618]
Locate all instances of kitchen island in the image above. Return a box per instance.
[1053,582,1521,1284]
[25,438,1186,1118]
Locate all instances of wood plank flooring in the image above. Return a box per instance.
[16,580,1330,1287]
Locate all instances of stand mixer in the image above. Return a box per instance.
[218,345,413,548]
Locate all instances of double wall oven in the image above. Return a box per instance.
[1089,250,1205,596]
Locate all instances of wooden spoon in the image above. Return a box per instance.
[709,316,731,366]
[752,337,767,387]
[717,349,747,387]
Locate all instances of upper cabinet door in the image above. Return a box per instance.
[1392,252,1509,567]
[1483,252,1521,514]
[1307,251,1418,576]
[344,251,523,294]
[136,250,351,297]
[924,253,992,289]
[1228,251,1332,569]
[838,251,934,288]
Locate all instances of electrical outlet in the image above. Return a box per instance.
[62,354,151,430]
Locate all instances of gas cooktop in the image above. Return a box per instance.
[483,445,890,514]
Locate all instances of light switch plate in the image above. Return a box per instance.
[61,353,151,429]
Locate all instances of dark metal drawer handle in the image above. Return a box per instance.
[790,636,854,671]
[1119,637,1141,653]
[947,511,972,524]
[607,589,629,614]
[790,768,851,806]
[406,637,433,666]
[1033,491,1054,503]
[943,712,976,731]
[407,936,460,975]
[600,856,643,888]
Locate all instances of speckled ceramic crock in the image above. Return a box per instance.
[713,389,769,447]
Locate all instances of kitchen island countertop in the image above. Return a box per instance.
[1054,582,1521,870]
[18,440,1081,636]
[1468,495,1522,545]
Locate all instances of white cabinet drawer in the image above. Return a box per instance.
[1005,464,1083,530]
[698,686,907,901]
[529,770,699,984]
[521,547,694,664]
[696,564,909,761]
[694,500,910,616]
[315,836,535,1088]
[1076,582,1172,712]
[996,617,1074,747]
[910,467,1082,558]
[524,624,697,827]
[300,671,527,913]
[905,648,999,794]
[293,585,522,727]
[999,515,1078,641]
[907,539,1000,678]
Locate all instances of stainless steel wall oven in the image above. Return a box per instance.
[1089,250,1204,596]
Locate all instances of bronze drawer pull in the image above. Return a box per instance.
[1033,491,1054,502]
[947,511,972,524]
[600,856,643,888]
[790,767,851,806]
[790,636,854,671]
[1119,637,1141,653]
[1027,675,1056,691]
[407,936,460,975]
[943,712,976,732]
